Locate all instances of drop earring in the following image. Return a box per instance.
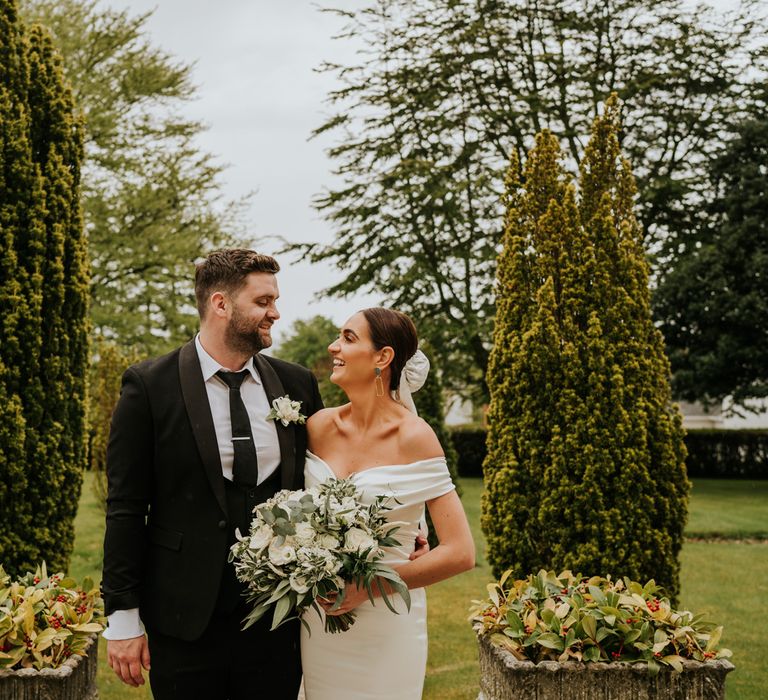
[374,367,384,397]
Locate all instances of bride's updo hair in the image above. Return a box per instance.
[361,308,418,392]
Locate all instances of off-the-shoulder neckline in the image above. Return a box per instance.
[306,450,446,480]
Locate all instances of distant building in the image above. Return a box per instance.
[677,399,768,430]
[447,396,768,430]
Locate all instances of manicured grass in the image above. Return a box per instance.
[72,473,766,699]
[686,479,768,538]
[680,542,767,700]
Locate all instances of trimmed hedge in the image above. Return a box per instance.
[684,429,768,478]
[450,426,768,480]
[450,424,486,478]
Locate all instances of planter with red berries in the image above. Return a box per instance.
[0,564,104,700]
[471,570,734,700]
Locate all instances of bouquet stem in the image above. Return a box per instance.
[324,611,357,634]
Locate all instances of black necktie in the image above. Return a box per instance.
[216,369,259,487]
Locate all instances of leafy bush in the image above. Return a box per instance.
[0,563,104,670]
[470,569,731,675]
[413,344,462,548]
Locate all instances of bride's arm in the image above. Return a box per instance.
[393,490,476,587]
[324,491,475,615]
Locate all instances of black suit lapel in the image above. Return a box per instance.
[178,340,228,516]
[253,353,297,489]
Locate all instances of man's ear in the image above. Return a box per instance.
[210,291,228,317]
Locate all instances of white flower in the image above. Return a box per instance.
[268,540,297,566]
[317,533,340,550]
[294,522,316,546]
[289,573,311,594]
[340,496,357,511]
[344,527,376,554]
[266,395,307,427]
[249,525,273,551]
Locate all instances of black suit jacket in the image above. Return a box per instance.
[102,340,323,640]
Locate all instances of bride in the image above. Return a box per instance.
[300,307,475,700]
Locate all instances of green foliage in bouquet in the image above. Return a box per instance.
[0,0,89,577]
[0,563,105,670]
[482,96,689,599]
[470,570,731,676]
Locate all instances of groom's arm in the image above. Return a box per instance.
[102,366,154,685]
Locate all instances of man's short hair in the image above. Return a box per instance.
[194,249,280,318]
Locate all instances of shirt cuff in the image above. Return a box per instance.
[103,608,145,640]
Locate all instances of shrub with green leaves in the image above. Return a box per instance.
[482,96,689,598]
[470,570,731,675]
[0,563,104,670]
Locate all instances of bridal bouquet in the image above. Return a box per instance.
[229,478,410,634]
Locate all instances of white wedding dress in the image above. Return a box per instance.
[300,451,455,700]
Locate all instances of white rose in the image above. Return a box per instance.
[340,496,357,511]
[323,551,343,574]
[294,522,316,546]
[272,396,302,425]
[343,527,376,554]
[317,533,340,550]
[268,540,297,566]
[249,525,273,551]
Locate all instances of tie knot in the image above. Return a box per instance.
[216,369,249,391]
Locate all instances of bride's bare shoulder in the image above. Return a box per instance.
[307,406,346,437]
[398,414,444,462]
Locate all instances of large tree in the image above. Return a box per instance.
[20,0,242,354]
[482,98,689,598]
[0,0,89,576]
[291,0,765,399]
[654,116,768,412]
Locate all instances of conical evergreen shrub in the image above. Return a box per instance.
[482,97,689,598]
[0,0,89,576]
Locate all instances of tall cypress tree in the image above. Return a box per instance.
[482,97,689,598]
[0,0,88,576]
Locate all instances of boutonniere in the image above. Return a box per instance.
[266,395,307,427]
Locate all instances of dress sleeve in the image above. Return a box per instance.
[389,458,456,506]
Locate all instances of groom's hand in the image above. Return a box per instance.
[107,635,151,687]
[410,532,430,560]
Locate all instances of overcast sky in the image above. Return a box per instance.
[101,0,744,344]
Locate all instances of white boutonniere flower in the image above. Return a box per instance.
[266,395,307,426]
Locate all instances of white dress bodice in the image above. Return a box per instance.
[300,451,455,700]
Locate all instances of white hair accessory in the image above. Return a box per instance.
[393,348,430,414]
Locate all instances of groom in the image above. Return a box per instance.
[102,249,323,699]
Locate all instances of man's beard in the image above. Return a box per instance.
[224,305,271,355]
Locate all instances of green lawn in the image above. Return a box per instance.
[72,474,767,699]
[686,479,768,538]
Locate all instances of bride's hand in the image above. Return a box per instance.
[319,582,369,616]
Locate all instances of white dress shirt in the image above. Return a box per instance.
[104,336,282,640]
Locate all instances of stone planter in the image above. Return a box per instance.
[476,633,735,700]
[0,634,98,700]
